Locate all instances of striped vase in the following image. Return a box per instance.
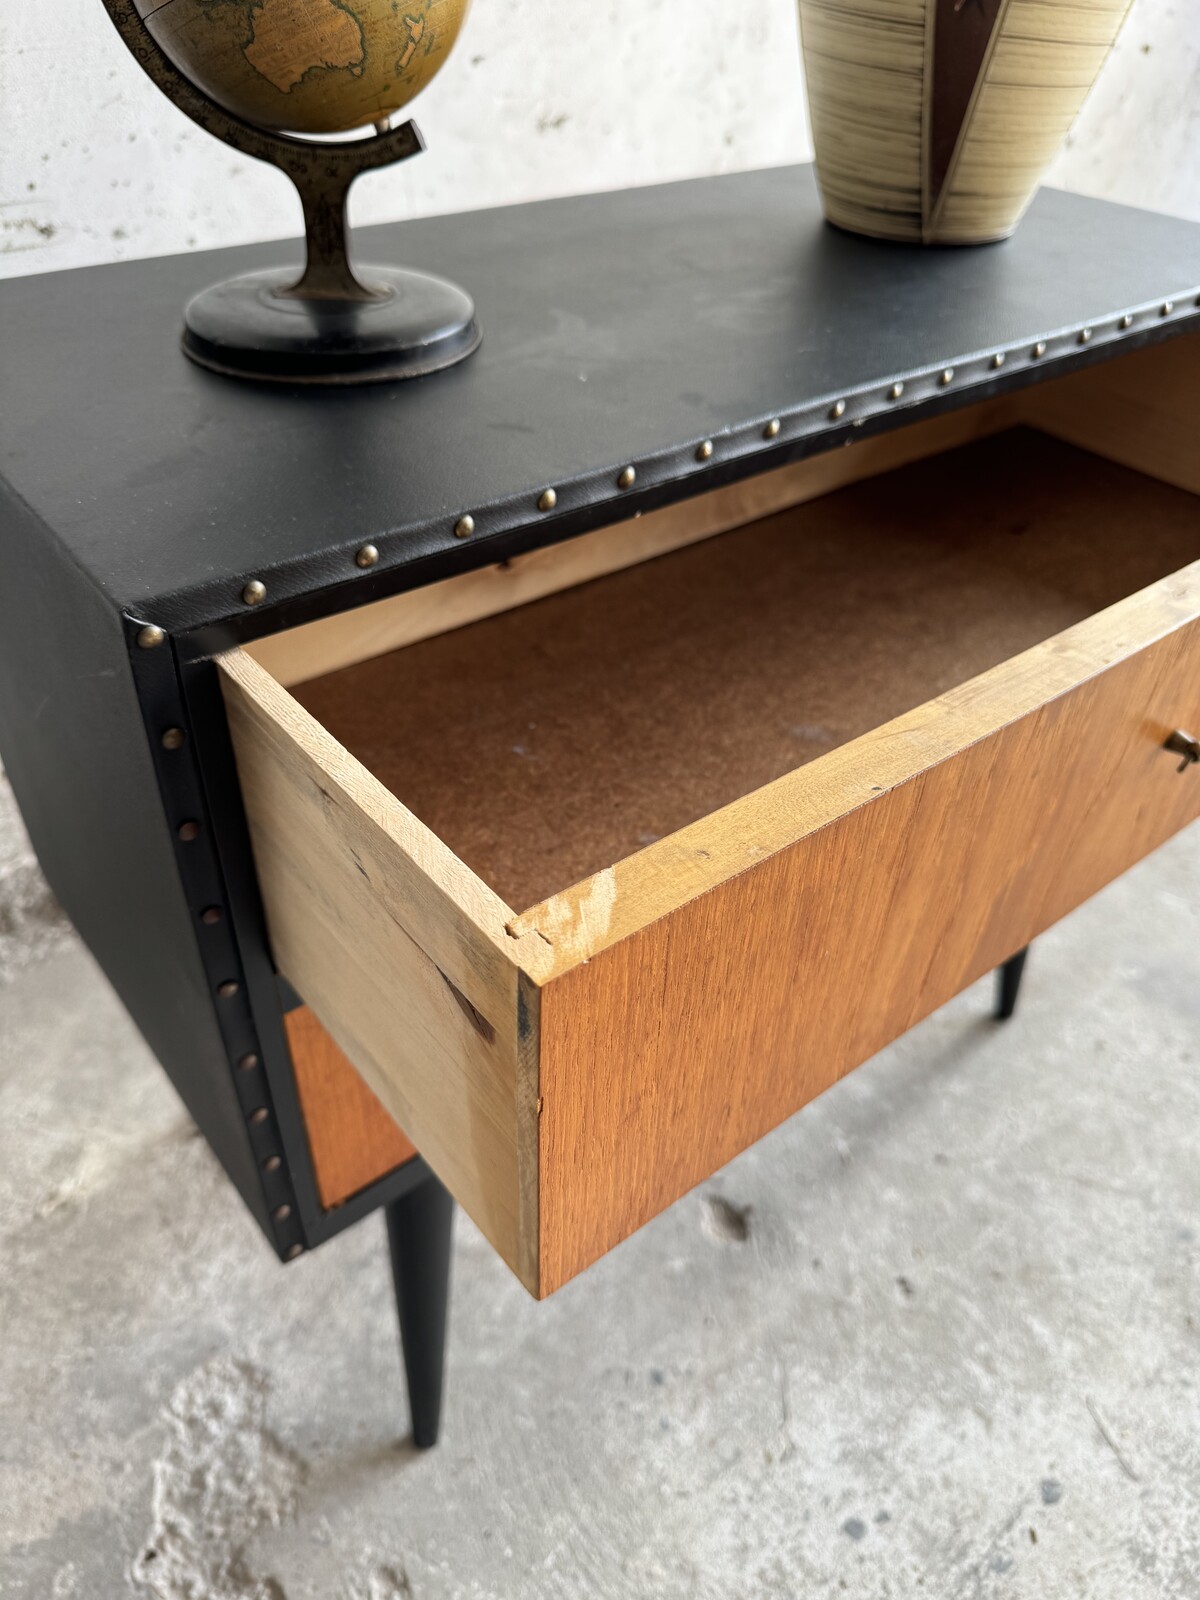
[798,0,1136,245]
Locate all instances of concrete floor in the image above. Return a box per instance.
[2,768,1198,1598]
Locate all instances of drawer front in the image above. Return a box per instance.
[529,591,1200,1292]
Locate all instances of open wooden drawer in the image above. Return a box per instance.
[221,337,1200,1297]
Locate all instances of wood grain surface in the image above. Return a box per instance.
[534,583,1200,1290]
[285,1003,417,1208]
[1021,331,1200,497]
[220,647,549,1289]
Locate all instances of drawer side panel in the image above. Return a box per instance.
[220,650,540,1288]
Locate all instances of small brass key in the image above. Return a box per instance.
[1165,729,1200,773]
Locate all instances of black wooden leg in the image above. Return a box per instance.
[385,1173,454,1449]
[994,946,1029,1021]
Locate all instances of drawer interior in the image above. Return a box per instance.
[287,427,1200,915]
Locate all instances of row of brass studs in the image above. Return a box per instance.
[434,297,1197,556]
[155,705,305,1260]
[133,294,1192,620]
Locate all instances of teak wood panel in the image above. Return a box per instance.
[284,1003,417,1209]
[532,585,1200,1290]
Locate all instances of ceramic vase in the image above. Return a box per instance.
[798,0,1135,245]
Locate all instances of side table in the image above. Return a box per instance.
[2,167,1197,1445]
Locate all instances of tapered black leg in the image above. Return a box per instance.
[994,946,1029,1021]
[385,1173,454,1449]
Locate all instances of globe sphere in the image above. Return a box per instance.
[137,0,471,135]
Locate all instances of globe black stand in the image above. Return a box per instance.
[101,0,481,385]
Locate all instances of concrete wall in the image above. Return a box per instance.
[2,0,1197,280]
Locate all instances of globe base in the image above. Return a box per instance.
[182,266,481,385]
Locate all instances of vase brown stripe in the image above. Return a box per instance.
[799,0,1137,244]
[928,0,1005,213]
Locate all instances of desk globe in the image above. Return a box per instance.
[140,0,469,134]
[102,0,480,383]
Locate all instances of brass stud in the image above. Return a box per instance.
[696,439,714,461]
[161,727,185,751]
[618,466,636,490]
[217,979,239,999]
[763,419,781,440]
[454,514,476,539]
[242,579,266,606]
[201,906,223,926]
[137,624,165,650]
[263,1154,282,1173]
[1161,300,1174,316]
[537,488,557,512]
[178,820,200,842]
[1119,314,1133,330]
[238,1053,259,1071]
[1032,342,1047,358]
[889,382,904,401]
[355,543,379,569]
[249,1107,269,1126]
[273,1203,292,1223]
[939,368,954,386]
[285,1243,304,1260]
[991,353,1005,370]
[1078,328,1092,345]
[829,400,846,421]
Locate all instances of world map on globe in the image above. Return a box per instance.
[137,0,471,134]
